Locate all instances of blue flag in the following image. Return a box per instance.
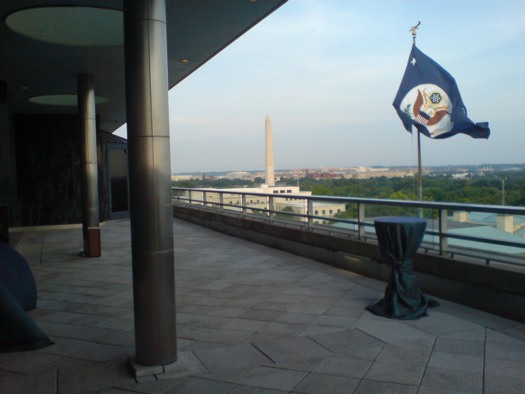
[393,44,490,139]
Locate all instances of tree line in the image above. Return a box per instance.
[173,171,525,207]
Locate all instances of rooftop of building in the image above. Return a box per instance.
[2,218,525,393]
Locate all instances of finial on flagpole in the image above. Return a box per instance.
[409,21,420,44]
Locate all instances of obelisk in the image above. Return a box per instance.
[265,115,275,186]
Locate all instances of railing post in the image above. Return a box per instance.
[268,196,275,220]
[219,192,224,211]
[307,199,314,229]
[439,208,448,255]
[202,191,207,207]
[357,203,366,239]
[188,190,193,205]
[241,194,247,214]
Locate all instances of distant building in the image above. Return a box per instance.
[183,185,346,223]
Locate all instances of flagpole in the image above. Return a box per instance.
[410,21,423,202]
[417,130,423,201]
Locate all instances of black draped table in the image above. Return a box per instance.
[366,216,439,320]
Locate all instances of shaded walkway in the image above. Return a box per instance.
[1,219,525,393]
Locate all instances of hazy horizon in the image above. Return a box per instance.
[172,162,525,176]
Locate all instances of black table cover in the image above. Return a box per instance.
[366,216,439,319]
[0,242,37,311]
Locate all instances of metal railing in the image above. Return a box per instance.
[172,187,525,268]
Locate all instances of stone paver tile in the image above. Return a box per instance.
[484,375,525,394]
[221,318,269,333]
[185,315,232,330]
[196,368,257,385]
[444,304,518,332]
[365,360,425,386]
[94,317,134,331]
[0,351,64,374]
[299,325,345,337]
[428,352,484,373]
[309,328,385,360]
[434,337,484,356]
[253,335,332,371]
[419,367,483,393]
[486,328,524,344]
[485,340,525,361]
[288,302,330,315]
[89,328,135,348]
[229,384,288,393]
[323,305,367,318]
[354,379,418,394]
[300,295,341,306]
[375,345,432,366]
[206,307,249,318]
[485,357,525,379]
[353,317,435,348]
[292,372,360,394]
[253,335,333,365]
[177,325,252,345]
[37,337,92,357]
[501,324,525,342]
[275,312,318,325]
[69,343,133,362]
[239,309,283,322]
[0,368,57,394]
[312,355,372,379]
[177,304,218,316]
[445,327,486,341]
[193,343,271,372]
[418,387,476,394]
[263,322,307,336]
[406,310,484,337]
[268,294,305,304]
[58,357,133,393]
[310,314,357,328]
[33,310,94,324]
[240,366,306,391]
[252,301,294,312]
[63,303,130,317]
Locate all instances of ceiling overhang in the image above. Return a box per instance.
[0,0,287,132]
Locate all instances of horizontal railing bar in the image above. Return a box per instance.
[173,187,525,216]
[172,187,525,269]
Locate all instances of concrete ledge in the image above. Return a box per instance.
[174,204,525,323]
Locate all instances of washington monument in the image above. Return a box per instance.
[265,115,275,186]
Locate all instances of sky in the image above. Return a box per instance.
[116,0,525,174]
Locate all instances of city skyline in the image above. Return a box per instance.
[116,1,525,173]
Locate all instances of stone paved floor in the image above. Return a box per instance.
[1,218,525,393]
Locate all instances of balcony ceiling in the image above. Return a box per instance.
[0,0,287,132]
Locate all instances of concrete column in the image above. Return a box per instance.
[124,0,176,367]
[77,74,100,257]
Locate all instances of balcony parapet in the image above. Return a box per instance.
[173,187,525,323]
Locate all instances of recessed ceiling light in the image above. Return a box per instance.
[179,59,189,63]
[5,7,123,47]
